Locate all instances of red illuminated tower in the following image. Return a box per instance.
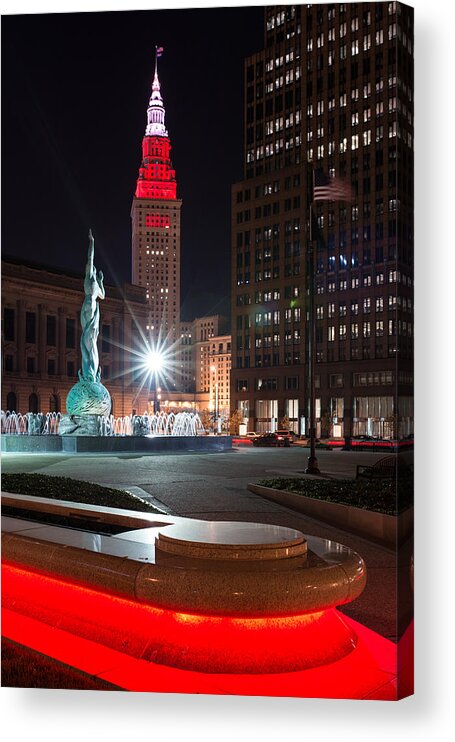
[131,50,182,349]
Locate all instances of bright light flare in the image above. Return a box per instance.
[145,349,165,375]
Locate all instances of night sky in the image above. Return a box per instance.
[2,6,264,321]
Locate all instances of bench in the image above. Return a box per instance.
[356,455,412,479]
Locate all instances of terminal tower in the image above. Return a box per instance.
[131,50,182,348]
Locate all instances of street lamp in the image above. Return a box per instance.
[306,161,321,475]
[145,349,164,414]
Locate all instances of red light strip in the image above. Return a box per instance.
[1,563,404,698]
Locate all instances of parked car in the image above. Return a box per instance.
[253,432,290,447]
[275,429,298,443]
[245,432,261,439]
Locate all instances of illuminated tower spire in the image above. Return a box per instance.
[145,49,168,137]
[131,47,182,354]
[134,47,177,200]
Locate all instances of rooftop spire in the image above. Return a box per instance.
[146,46,167,137]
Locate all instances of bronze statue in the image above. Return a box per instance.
[80,229,105,381]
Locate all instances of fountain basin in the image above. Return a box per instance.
[2,493,366,674]
[1,434,232,454]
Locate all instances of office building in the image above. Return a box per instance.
[231,2,413,439]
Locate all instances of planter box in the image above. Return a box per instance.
[248,483,413,550]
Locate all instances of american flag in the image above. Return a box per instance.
[313,169,353,202]
[156,46,164,57]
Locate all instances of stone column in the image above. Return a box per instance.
[58,306,66,376]
[16,299,26,377]
[38,304,47,376]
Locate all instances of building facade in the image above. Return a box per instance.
[131,56,182,353]
[178,315,231,424]
[206,335,232,422]
[1,257,151,416]
[231,2,413,439]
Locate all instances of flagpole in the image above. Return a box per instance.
[306,161,321,475]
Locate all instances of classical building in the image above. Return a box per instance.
[178,315,231,421]
[206,335,232,421]
[131,54,182,353]
[1,257,151,416]
[231,2,413,439]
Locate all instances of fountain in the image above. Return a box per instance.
[2,491,400,697]
[1,232,231,454]
[0,407,228,453]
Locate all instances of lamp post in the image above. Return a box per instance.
[146,349,164,415]
[306,162,321,475]
[211,364,219,434]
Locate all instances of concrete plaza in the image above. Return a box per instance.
[2,445,413,643]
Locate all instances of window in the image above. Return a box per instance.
[3,308,15,341]
[29,393,39,413]
[46,315,56,346]
[66,318,76,348]
[25,312,36,344]
[6,390,17,409]
[285,378,300,397]
[328,326,335,342]
[47,358,56,375]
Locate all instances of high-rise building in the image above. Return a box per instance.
[131,54,182,352]
[231,2,413,440]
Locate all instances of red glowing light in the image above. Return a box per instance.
[145,213,171,228]
[1,562,403,698]
[135,135,177,200]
